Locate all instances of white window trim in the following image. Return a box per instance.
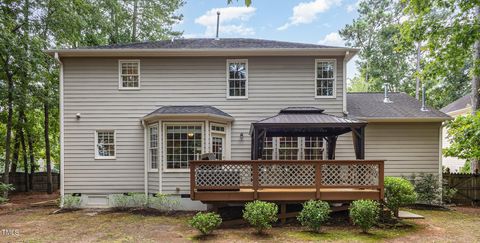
[118,59,141,90]
[162,122,205,173]
[210,123,226,135]
[226,59,248,99]
[147,123,159,172]
[94,130,116,160]
[314,59,337,98]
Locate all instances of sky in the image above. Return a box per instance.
[174,0,361,79]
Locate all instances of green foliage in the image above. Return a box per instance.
[340,0,416,94]
[442,180,457,204]
[189,212,222,235]
[61,195,82,209]
[349,200,380,233]
[0,183,14,204]
[400,0,479,109]
[243,200,278,234]
[297,200,331,233]
[149,193,179,211]
[444,113,480,165]
[111,193,179,211]
[409,173,441,205]
[384,177,417,215]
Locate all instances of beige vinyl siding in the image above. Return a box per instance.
[148,172,159,194]
[336,123,442,176]
[63,56,344,195]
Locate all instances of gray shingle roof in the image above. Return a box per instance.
[440,94,471,113]
[347,92,450,120]
[77,38,343,50]
[145,105,233,118]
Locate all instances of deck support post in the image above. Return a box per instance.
[315,163,321,199]
[280,203,286,224]
[252,163,259,199]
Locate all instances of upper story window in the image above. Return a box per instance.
[148,124,159,171]
[227,59,248,98]
[315,59,336,98]
[95,130,116,159]
[119,60,140,90]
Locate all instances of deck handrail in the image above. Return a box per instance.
[190,160,385,200]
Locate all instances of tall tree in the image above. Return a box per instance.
[401,0,480,170]
[340,0,416,94]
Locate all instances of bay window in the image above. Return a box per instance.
[164,124,203,169]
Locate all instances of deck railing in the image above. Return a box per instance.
[190,160,384,201]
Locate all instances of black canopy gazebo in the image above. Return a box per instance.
[250,107,367,160]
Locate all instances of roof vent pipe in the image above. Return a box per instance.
[215,11,220,40]
[421,85,429,111]
[383,83,393,103]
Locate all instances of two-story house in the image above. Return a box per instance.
[47,38,450,209]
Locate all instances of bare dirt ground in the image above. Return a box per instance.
[1,193,479,242]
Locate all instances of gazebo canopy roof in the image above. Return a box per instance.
[250,107,366,137]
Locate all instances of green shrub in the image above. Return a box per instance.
[149,193,179,211]
[243,200,278,234]
[410,173,441,205]
[442,180,457,204]
[0,183,14,204]
[61,195,82,209]
[111,194,132,210]
[384,177,417,216]
[349,200,380,233]
[297,200,331,232]
[189,212,222,235]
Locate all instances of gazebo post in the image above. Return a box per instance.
[352,127,365,160]
[326,136,338,160]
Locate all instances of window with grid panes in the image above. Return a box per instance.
[315,60,335,97]
[227,60,247,98]
[148,125,159,170]
[304,137,324,160]
[95,131,115,158]
[278,137,299,160]
[262,137,274,160]
[119,60,140,89]
[165,125,202,169]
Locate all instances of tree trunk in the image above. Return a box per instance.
[471,6,480,173]
[2,68,14,198]
[415,42,421,100]
[131,0,138,42]
[11,130,21,174]
[44,100,53,194]
[27,128,35,191]
[19,126,29,192]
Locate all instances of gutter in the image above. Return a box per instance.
[54,52,65,207]
[354,117,452,123]
[141,120,148,196]
[46,47,360,58]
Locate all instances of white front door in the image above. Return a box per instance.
[211,134,225,160]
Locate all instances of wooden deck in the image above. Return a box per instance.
[190,160,384,202]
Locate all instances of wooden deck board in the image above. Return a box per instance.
[194,188,381,202]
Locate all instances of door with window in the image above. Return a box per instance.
[211,134,225,160]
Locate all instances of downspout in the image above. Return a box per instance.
[141,120,148,196]
[343,52,348,115]
[54,52,65,207]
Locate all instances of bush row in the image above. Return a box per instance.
[190,199,383,236]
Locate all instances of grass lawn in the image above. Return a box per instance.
[1,194,479,242]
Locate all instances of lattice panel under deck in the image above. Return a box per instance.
[321,164,379,186]
[195,164,252,187]
[259,164,315,187]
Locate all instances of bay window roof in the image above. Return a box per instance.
[143,105,234,122]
